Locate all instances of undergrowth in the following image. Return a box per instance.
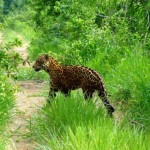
[0,31,20,149]
[29,95,149,150]
[106,56,150,129]
[0,69,15,149]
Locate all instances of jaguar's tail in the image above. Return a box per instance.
[98,81,114,117]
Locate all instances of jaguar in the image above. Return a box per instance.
[33,54,115,116]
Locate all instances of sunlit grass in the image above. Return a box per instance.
[29,94,149,150]
[105,55,150,130]
[0,69,15,150]
[86,52,150,131]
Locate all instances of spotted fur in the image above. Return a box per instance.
[33,54,114,116]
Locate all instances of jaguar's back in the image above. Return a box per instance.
[62,65,101,89]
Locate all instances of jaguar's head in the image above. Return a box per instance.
[33,54,49,72]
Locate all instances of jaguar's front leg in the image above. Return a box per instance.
[49,88,58,97]
[47,87,58,103]
[48,80,55,101]
[48,80,58,103]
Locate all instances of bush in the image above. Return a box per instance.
[0,39,22,78]
[0,31,21,149]
[0,69,15,148]
[28,0,149,65]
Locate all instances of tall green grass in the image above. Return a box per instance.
[0,69,15,149]
[86,50,150,130]
[0,70,15,129]
[29,94,149,150]
[29,94,104,138]
[105,55,150,130]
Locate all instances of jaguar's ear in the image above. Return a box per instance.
[45,54,49,60]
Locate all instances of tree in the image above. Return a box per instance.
[3,0,13,14]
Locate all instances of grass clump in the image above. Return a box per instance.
[105,55,150,130]
[0,69,15,149]
[0,70,14,128]
[85,47,150,131]
[30,94,104,138]
[29,94,149,150]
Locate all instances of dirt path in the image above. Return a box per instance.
[6,35,47,150]
[9,80,47,150]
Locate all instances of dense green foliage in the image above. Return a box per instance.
[0,69,15,130]
[29,0,150,63]
[30,95,149,150]
[0,39,22,77]
[105,56,150,128]
[0,69,15,149]
[0,0,25,15]
[0,0,150,149]
[0,27,21,149]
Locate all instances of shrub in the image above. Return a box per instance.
[0,39,22,78]
[28,0,149,65]
[0,69,15,149]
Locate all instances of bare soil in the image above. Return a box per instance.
[6,35,48,150]
[9,81,47,150]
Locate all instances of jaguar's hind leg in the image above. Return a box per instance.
[82,89,94,100]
